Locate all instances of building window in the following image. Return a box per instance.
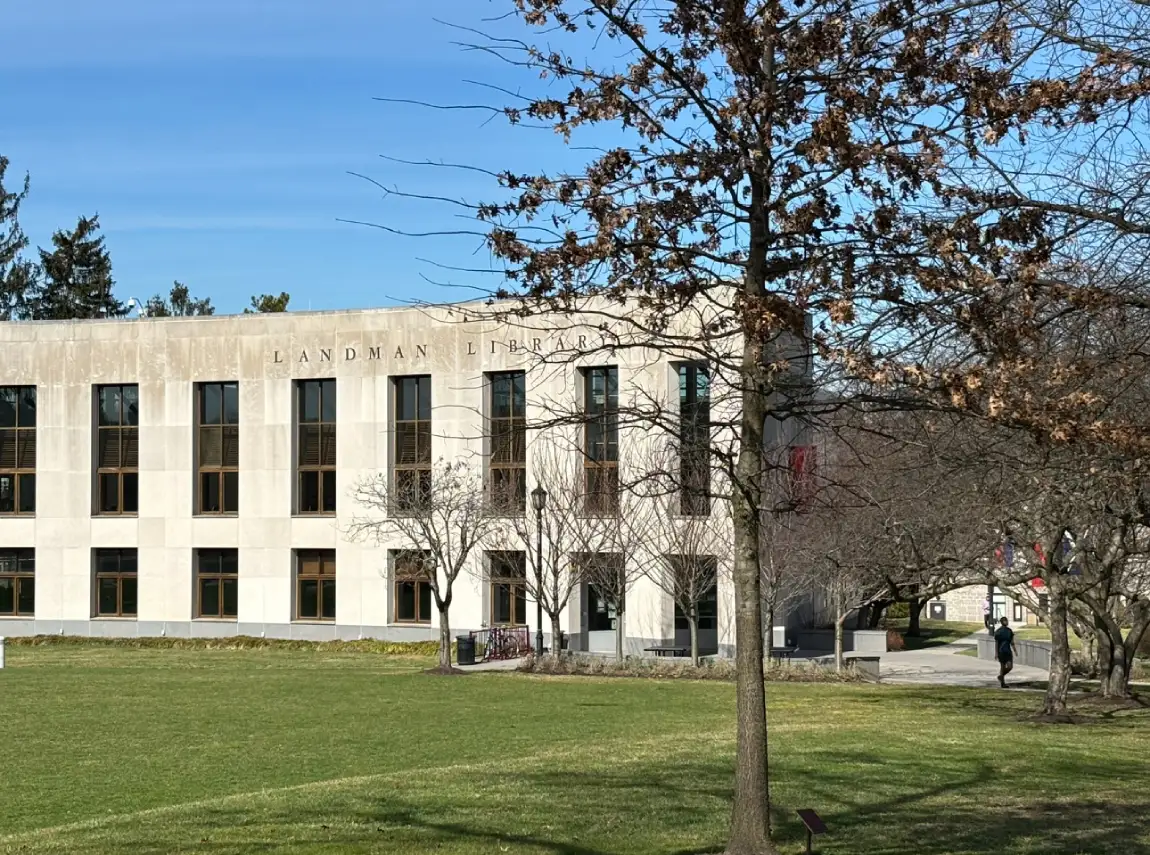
[296,380,336,514]
[1012,602,1024,622]
[488,372,526,512]
[196,549,238,619]
[96,385,139,515]
[0,387,36,515]
[0,549,34,616]
[581,552,625,631]
[94,549,137,617]
[197,382,239,514]
[393,550,433,623]
[295,549,335,621]
[677,365,710,515]
[788,445,818,510]
[671,557,718,631]
[489,551,527,626]
[583,367,619,514]
[393,376,432,511]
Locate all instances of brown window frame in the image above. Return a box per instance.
[583,367,619,515]
[196,382,239,515]
[392,550,434,624]
[195,548,239,619]
[678,363,711,516]
[295,549,336,621]
[296,380,337,515]
[488,551,527,626]
[393,376,432,512]
[95,385,139,516]
[488,372,526,513]
[93,548,138,618]
[0,386,36,516]
[0,549,35,617]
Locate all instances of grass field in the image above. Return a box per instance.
[1,645,1148,855]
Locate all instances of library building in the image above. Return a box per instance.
[0,303,743,655]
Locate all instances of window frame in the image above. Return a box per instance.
[93,548,138,618]
[488,551,527,626]
[295,380,337,516]
[196,382,239,515]
[392,550,434,624]
[195,548,239,620]
[295,549,336,622]
[583,366,619,515]
[0,386,36,516]
[94,384,140,516]
[677,364,711,516]
[393,376,432,512]
[0,548,35,617]
[487,372,526,513]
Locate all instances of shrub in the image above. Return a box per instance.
[886,630,906,651]
[4,635,444,656]
[886,602,910,620]
[516,654,865,683]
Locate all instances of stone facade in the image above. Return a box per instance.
[0,302,761,654]
[928,584,1037,627]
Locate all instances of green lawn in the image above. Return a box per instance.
[888,619,985,650]
[1,645,1148,855]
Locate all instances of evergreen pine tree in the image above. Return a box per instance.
[143,281,214,317]
[31,215,125,319]
[243,292,290,313]
[0,156,35,321]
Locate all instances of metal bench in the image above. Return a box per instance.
[769,646,798,661]
[643,645,689,658]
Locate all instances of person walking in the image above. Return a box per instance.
[994,617,1017,688]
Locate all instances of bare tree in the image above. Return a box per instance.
[624,440,733,665]
[489,440,585,654]
[349,459,502,671]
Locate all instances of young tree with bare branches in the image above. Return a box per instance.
[349,459,502,671]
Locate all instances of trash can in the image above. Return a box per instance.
[456,634,476,666]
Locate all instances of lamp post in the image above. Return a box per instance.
[531,485,548,656]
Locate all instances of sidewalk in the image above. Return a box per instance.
[879,633,1048,688]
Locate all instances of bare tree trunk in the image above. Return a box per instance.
[1041,582,1072,718]
[725,315,775,852]
[550,612,563,657]
[438,607,452,671]
[835,613,846,673]
[690,613,700,667]
[907,597,923,637]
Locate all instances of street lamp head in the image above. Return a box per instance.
[531,485,548,512]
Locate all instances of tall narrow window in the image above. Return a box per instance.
[788,445,818,510]
[678,364,710,516]
[488,372,526,512]
[393,549,433,623]
[94,548,137,617]
[489,551,527,626]
[296,549,336,621]
[296,380,336,514]
[96,385,139,515]
[0,387,36,515]
[196,549,238,619]
[0,549,34,617]
[197,382,239,514]
[583,367,619,514]
[393,376,432,511]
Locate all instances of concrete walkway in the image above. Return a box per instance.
[878,633,1048,688]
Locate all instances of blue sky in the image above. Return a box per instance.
[2,0,568,313]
